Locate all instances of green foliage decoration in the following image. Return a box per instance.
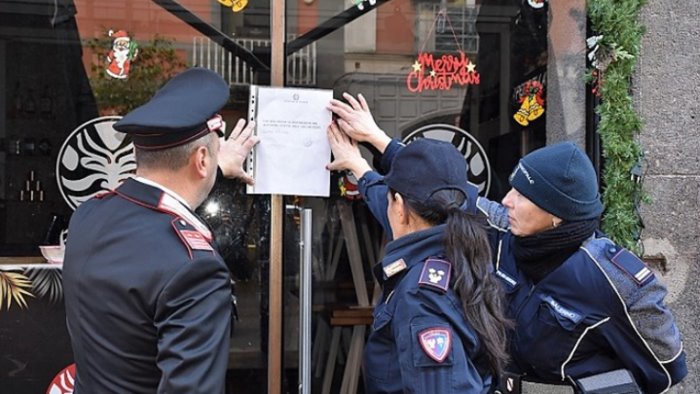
[587,0,647,253]
[85,33,187,115]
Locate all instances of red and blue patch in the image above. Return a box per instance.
[418,328,452,363]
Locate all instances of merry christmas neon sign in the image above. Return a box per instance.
[406,51,480,93]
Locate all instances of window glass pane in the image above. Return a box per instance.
[1,1,548,392]
[0,1,271,391]
[283,0,548,391]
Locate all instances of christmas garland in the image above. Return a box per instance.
[587,0,647,252]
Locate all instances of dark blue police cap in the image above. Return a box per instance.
[384,138,478,210]
[113,68,229,150]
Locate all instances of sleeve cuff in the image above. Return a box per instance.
[358,171,383,199]
[379,139,405,173]
[666,350,688,386]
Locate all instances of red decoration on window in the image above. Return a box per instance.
[338,173,362,201]
[45,363,76,394]
[406,51,480,93]
[106,30,138,79]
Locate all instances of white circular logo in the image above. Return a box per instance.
[403,124,491,196]
[56,116,136,210]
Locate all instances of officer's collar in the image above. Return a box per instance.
[116,178,212,240]
[376,224,445,282]
[134,176,191,209]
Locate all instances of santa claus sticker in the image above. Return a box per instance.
[46,364,76,394]
[106,30,138,79]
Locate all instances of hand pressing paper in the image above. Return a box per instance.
[247,86,333,197]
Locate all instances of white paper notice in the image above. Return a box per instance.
[247,86,332,197]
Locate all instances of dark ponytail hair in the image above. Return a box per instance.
[397,188,511,376]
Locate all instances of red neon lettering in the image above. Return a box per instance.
[406,51,480,93]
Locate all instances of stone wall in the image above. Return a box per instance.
[546,0,586,146]
[546,1,697,390]
[637,2,700,391]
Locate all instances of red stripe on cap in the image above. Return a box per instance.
[133,126,211,150]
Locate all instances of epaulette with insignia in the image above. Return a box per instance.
[383,258,407,278]
[171,218,214,259]
[608,246,654,286]
[418,258,451,293]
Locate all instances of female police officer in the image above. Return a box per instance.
[328,92,687,394]
[480,142,687,393]
[326,116,510,393]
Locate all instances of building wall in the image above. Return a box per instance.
[546,0,586,147]
[546,1,697,389]
[637,2,700,391]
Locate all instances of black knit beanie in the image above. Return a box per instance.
[509,142,603,221]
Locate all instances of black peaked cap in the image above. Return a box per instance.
[113,68,229,150]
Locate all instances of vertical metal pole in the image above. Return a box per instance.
[207,37,211,69]
[269,1,285,393]
[298,209,312,394]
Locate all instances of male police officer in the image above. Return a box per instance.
[63,68,258,393]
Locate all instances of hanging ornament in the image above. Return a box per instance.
[513,95,531,126]
[407,52,480,93]
[586,34,634,96]
[407,9,480,93]
[106,30,138,79]
[513,80,545,126]
[527,0,546,9]
[591,69,603,97]
[587,35,606,97]
[218,0,248,12]
[587,35,611,71]
[338,173,362,201]
[353,0,377,11]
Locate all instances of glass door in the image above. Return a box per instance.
[281,0,549,392]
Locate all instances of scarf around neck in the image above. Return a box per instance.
[513,219,599,283]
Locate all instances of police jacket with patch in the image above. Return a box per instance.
[478,200,687,394]
[63,178,232,394]
[358,169,491,394]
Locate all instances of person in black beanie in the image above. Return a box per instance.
[485,142,686,393]
[328,92,686,394]
[500,142,604,283]
[326,113,510,393]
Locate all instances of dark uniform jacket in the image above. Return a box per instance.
[357,168,492,393]
[376,139,686,392]
[478,198,687,393]
[63,178,232,394]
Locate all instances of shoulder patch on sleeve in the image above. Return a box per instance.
[418,327,452,363]
[418,258,451,293]
[608,247,654,286]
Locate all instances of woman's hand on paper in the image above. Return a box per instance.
[328,92,391,153]
[219,119,259,184]
[326,121,372,180]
